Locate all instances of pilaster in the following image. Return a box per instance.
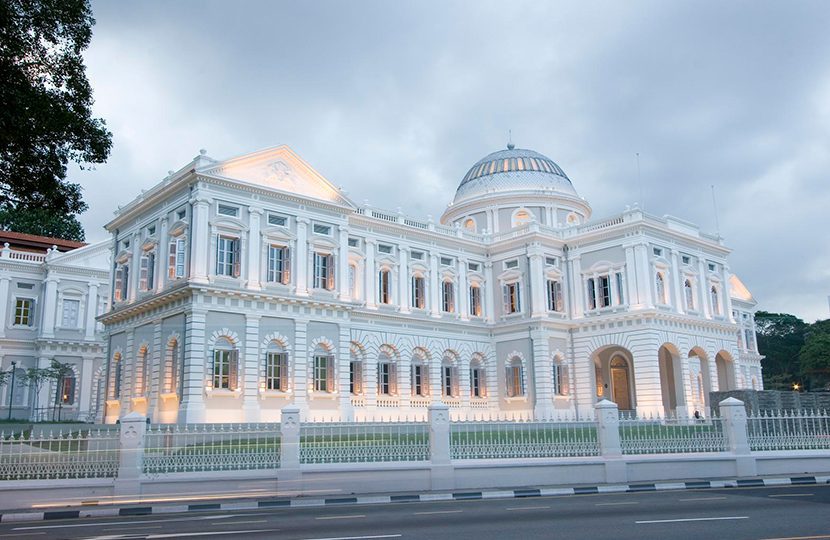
[670,249,684,314]
[40,275,59,338]
[634,243,653,309]
[398,248,410,313]
[531,330,553,418]
[483,261,494,322]
[295,218,309,296]
[190,196,211,284]
[364,239,376,309]
[623,246,638,310]
[247,207,263,291]
[243,314,260,422]
[457,257,468,321]
[697,257,710,318]
[180,310,206,423]
[0,276,9,338]
[429,254,440,318]
[338,226,351,302]
[84,283,99,341]
[79,356,94,418]
[156,217,168,292]
[293,319,308,415]
[571,254,584,318]
[338,323,352,419]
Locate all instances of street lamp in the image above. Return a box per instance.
[7,361,16,420]
[792,383,801,391]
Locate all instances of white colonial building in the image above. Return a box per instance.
[0,232,110,421]
[99,144,762,424]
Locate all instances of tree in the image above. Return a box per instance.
[0,206,84,241]
[21,366,52,421]
[755,311,808,390]
[799,319,830,391]
[47,359,74,420]
[0,0,112,241]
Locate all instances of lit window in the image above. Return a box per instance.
[546,280,562,312]
[441,280,455,313]
[684,279,695,310]
[350,357,363,395]
[412,276,426,309]
[59,375,76,405]
[14,298,34,326]
[656,272,667,304]
[212,338,238,390]
[267,245,291,284]
[114,264,129,302]
[378,269,392,304]
[442,360,458,398]
[463,218,476,231]
[265,350,288,391]
[469,284,482,317]
[168,237,186,280]
[512,209,532,228]
[313,354,334,392]
[313,253,335,290]
[61,299,80,328]
[216,236,240,277]
[139,251,156,291]
[503,282,521,314]
[470,361,486,398]
[505,358,524,397]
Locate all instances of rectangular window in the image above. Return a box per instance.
[313,253,335,290]
[442,366,457,397]
[615,272,625,305]
[61,299,80,328]
[410,250,424,260]
[471,368,482,398]
[313,355,333,392]
[467,262,480,272]
[586,278,596,310]
[708,262,716,272]
[312,223,332,236]
[265,352,288,391]
[682,255,691,265]
[547,280,562,312]
[216,236,240,277]
[653,247,663,257]
[378,270,392,304]
[267,245,291,284]
[378,362,396,395]
[348,237,360,248]
[545,257,558,267]
[412,364,426,396]
[598,275,611,307]
[176,208,186,220]
[506,364,524,397]
[440,256,453,266]
[212,349,238,390]
[377,244,393,254]
[147,224,156,236]
[217,204,239,217]
[17,282,34,290]
[139,252,155,291]
[412,276,426,309]
[504,259,519,270]
[14,298,34,326]
[268,213,287,226]
[350,361,363,394]
[168,237,186,280]
[441,281,455,313]
[469,285,482,317]
[503,282,521,314]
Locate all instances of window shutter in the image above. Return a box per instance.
[481,368,487,397]
[168,240,177,279]
[67,377,76,405]
[228,350,239,390]
[280,354,289,392]
[587,279,595,310]
[502,285,509,314]
[452,366,459,397]
[114,267,123,301]
[232,240,241,278]
[283,248,291,284]
[326,356,334,393]
[505,366,514,397]
[519,366,525,396]
[390,363,398,395]
[176,239,186,278]
[355,361,362,394]
[560,365,569,396]
[139,255,149,290]
[516,284,521,312]
[423,365,430,396]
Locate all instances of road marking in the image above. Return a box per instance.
[505,505,551,511]
[145,530,282,539]
[298,536,402,540]
[212,519,269,525]
[13,514,256,530]
[761,536,830,540]
[596,501,639,506]
[1,534,46,538]
[636,516,749,524]
[679,497,727,501]
[103,525,163,531]
[316,515,367,520]
[769,493,815,498]
[414,510,464,515]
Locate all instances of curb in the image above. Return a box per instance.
[2,475,829,524]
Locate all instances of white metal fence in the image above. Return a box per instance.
[143,423,280,475]
[450,420,600,459]
[300,422,430,464]
[0,427,119,480]
[748,410,830,451]
[619,415,727,455]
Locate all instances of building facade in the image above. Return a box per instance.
[100,144,762,424]
[0,232,110,421]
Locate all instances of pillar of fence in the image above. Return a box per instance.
[595,399,627,483]
[114,412,147,496]
[719,397,757,477]
[280,406,301,485]
[428,404,453,490]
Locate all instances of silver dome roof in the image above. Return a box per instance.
[453,147,577,203]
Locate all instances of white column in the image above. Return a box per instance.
[41,275,59,338]
[528,250,545,317]
[130,232,142,300]
[338,324,352,419]
[723,265,735,322]
[364,239,376,309]
[35,356,51,420]
[84,283,99,341]
[399,248,410,313]
[670,249,684,314]
[634,243,653,308]
[0,276,9,338]
[156,218,168,292]
[623,246,638,309]
[293,320,308,415]
[247,207,263,291]
[295,218,309,296]
[180,310,206,423]
[571,255,584,318]
[243,314,260,422]
[531,330,553,418]
[483,261,494,322]
[429,253,441,318]
[697,258,710,318]
[190,197,211,284]
[338,226,351,301]
[457,257,468,321]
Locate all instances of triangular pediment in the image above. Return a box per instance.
[199,145,355,208]
[49,240,111,271]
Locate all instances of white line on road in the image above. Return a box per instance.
[14,514,255,531]
[103,525,163,531]
[760,535,830,540]
[505,506,551,511]
[636,516,749,524]
[212,519,269,525]
[298,536,402,540]
[596,502,639,506]
[414,510,464,515]
[678,497,728,502]
[1,534,46,538]
[144,530,282,539]
[769,493,815,498]
[315,515,367,520]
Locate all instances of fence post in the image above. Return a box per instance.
[114,412,147,496]
[428,404,453,490]
[280,406,301,487]
[595,399,626,483]
[719,397,757,477]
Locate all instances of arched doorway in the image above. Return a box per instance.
[658,344,684,416]
[592,346,636,412]
[715,351,736,391]
[610,356,633,411]
[689,347,713,410]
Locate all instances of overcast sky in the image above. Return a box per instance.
[74,0,830,322]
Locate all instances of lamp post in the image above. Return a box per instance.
[7,361,16,420]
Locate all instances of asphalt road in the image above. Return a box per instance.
[2,484,830,540]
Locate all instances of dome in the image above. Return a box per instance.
[453,146,578,204]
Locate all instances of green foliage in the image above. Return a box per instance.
[799,321,830,390]
[0,0,111,236]
[0,205,85,241]
[756,311,830,391]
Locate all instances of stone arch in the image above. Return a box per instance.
[688,346,713,409]
[658,343,685,416]
[89,363,107,422]
[715,350,736,391]
[110,348,123,400]
[208,328,240,349]
[591,345,636,412]
[135,343,151,397]
[48,362,80,415]
[261,331,291,352]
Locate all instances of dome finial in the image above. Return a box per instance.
[507,129,515,150]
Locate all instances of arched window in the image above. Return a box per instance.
[470,356,486,398]
[441,280,455,313]
[377,348,397,396]
[264,341,288,391]
[684,279,695,310]
[656,273,667,304]
[441,354,459,398]
[463,218,476,232]
[58,373,76,405]
[212,337,238,390]
[505,357,525,397]
[136,346,149,396]
[312,346,334,393]
[512,208,532,228]
[411,349,429,397]
[552,356,568,396]
[167,339,180,395]
[710,286,720,315]
[378,269,392,304]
